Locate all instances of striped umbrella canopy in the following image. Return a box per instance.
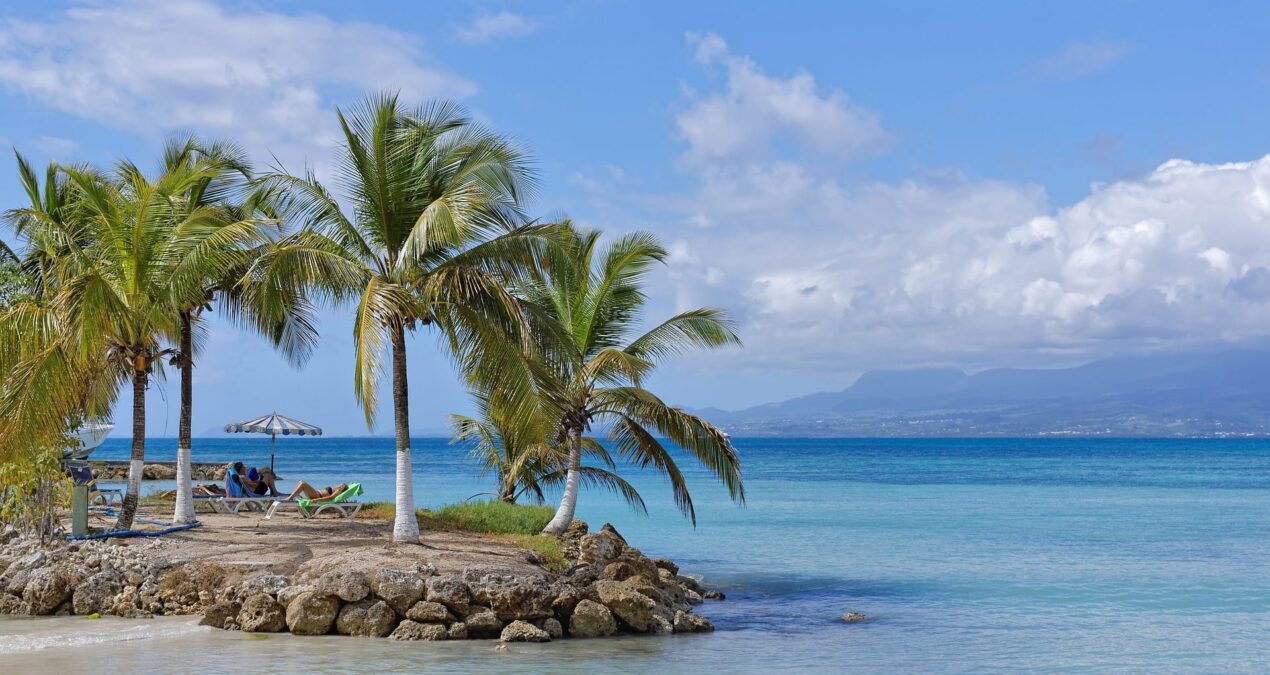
[224,413,322,471]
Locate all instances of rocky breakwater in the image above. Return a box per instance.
[201,522,719,642]
[0,520,722,643]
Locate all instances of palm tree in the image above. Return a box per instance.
[257,93,541,543]
[516,225,745,535]
[451,389,644,509]
[2,151,269,530]
[159,138,317,524]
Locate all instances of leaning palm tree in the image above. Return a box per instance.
[256,93,541,543]
[519,225,745,535]
[160,138,318,524]
[451,389,644,509]
[3,153,268,530]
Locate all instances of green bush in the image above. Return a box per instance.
[417,500,554,535]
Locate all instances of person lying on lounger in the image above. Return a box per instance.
[284,481,349,501]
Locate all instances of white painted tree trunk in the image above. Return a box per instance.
[390,325,420,543]
[542,430,582,535]
[173,444,195,524]
[393,446,419,542]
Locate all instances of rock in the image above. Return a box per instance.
[589,580,655,632]
[676,575,704,594]
[500,620,550,642]
[463,567,555,620]
[315,569,370,603]
[237,593,285,633]
[0,594,23,615]
[142,464,177,480]
[277,584,315,609]
[569,599,616,638]
[240,573,289,598]
[685,590,704,606]
[447,621,468,640]
[839,612,871,623]
[577,525,626,568]
[542,617,564,639]
[703,591,726,601]
[405,600,450,623]
[336,599,396,637]
[22,566,70,615]
[425,576,471,615]
[650,613,673,635]
[673,610,714,633]
[551,584,584,625]
[463,607,503,638]
[557,520,589,560]
[369,568,425,615]
[390,619,448,641]
[200,600,242,629]
[73,570,123,616]
[285,592,340,635]
[652,558,679,575]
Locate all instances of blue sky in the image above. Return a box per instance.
[3,1,1270,436]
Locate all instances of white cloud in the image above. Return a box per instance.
[455,11,538,45]
[676,33,886,164]
[0,0,475,166]
[1031,40,1132,81]
[34,135,77,156]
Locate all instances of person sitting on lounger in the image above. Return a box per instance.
[285,481,348,501]
[232,462,282,497]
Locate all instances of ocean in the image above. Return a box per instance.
[3,437,1269,673]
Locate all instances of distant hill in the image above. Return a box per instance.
[694,349,1270,437]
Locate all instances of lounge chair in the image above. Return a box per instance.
[66,462,123,506]
[217,467,275,514]
[265,483,363,520]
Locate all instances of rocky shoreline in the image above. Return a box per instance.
[0,521,721,643]
[89,461,225,481]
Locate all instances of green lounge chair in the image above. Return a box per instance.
[265,483,363,520]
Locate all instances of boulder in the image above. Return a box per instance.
[285,592,340,635]
[239,573,289,599]
[703,591,726,601]
[73,570,123,616]
[463,606,503,638]
[425,576,471,615]
[589,580,654,632]
[673,610,714,633]
[685,590,704,606]
[500,620,551,643]
[675,575,704,594]
[405,600,450,623]
[839,611,871,623]
[200,600,242,629]
[0,594,23,615]
[652,558,680,575]
[447,621,469,640]
[237,593,286,633]
[315,569,370,603]
[463,567,555,620]
[577,525,626,568]
[336,599,396,637]
[369,568,425,615]
[568,599,616,638]
[551,584,584,625]
[542,617,564,639]
[390,619,448,641]
[22,566,70,615]
[277,584,315,609]
[650,613,673,635]
[557,520,589,561]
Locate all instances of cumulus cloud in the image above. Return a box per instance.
[648,154,1270,374]
[0,0,475,166]
[676,32,886,164]
[455,11,538,45]
[1030,40,1132,81]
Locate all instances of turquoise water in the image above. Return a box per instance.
[7,437,1270,673]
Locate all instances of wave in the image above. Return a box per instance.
[0,617,206,655]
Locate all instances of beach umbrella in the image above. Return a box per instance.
[223,413,322,471]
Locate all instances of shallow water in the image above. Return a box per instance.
[5,437,1270,673]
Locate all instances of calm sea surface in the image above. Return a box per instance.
[3,437,1269,673]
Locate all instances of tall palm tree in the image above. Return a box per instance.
[2,151,270,529]
[451,388,644,509]
[160,138,317,524]
[518,225,745,535]
[257,93,541,543]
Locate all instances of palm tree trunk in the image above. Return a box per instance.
[390,322,420,543]
[542,428,581,535]
[114,366,147,531]
[173,311,195,524]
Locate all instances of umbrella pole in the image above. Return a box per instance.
[271,433,276,472]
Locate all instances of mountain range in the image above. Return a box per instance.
[692,349,1270,437]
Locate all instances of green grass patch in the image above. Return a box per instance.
[356,501,394,521]
[501,533,566,571]
[416,500,554,536]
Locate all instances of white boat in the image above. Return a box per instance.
[66,422,114,459]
